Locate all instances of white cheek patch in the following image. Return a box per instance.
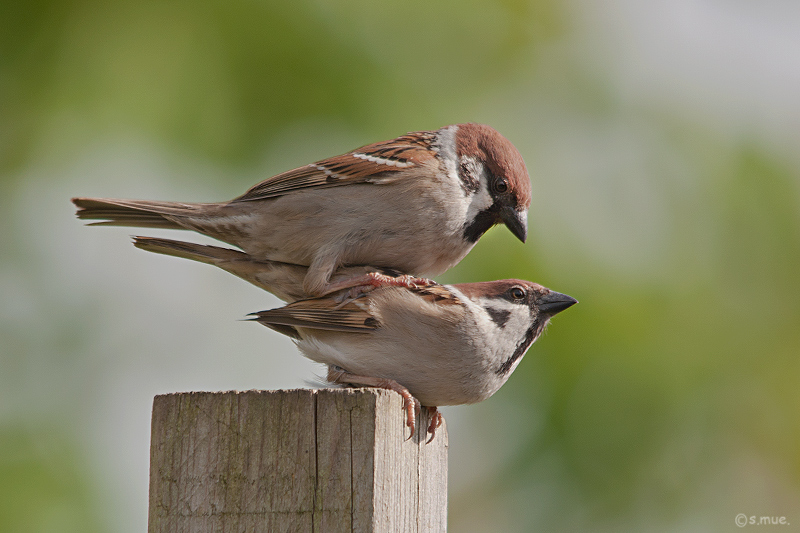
[458,155,482,193]
[435,125,460,188]
[474,297,533,348]
[434,126,495,231]
[503,309,534,341]
[464,170,494,222]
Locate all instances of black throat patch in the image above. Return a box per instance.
[462,206,499,243]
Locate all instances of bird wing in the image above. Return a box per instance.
[412,283,463,306]
[232,131,438,202]
[251,283,463,336]
[250,297,380,333]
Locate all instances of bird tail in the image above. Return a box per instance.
[132,236,248,264]
[72,197,206,229]
[131,236,310,302]
[131,236,387,304]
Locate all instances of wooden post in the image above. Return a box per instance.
[148,389,448,532]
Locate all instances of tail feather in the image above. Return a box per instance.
[132,236,403,303]
[72,197,198,229]
[132,236,247,264]
[131,236,311,301]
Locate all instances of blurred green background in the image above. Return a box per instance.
[2,0,799,531]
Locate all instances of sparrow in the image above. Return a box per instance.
[130,236,576,439]
[249,279,577,440]
[73,123,531,297]
[132,236,407,302]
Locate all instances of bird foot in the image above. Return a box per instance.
[324,272,434,302]
[327,366,440,441]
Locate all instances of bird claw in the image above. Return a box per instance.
[425,407,443,444]
[326,272,435,303]
[403,395,422,440]
[383,273,434,290]
[326,366,442,442]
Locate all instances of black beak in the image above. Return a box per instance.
[500,206,528,243]
[537,291,578,317]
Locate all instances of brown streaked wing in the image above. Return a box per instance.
[232,131,437,202]
[251,297,379,333]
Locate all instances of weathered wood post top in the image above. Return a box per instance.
[148,388,448,533]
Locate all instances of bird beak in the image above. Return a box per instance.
[500,206,528,243]
[537,291,578,316]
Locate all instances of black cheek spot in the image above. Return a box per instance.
[486,307,511,328]
[462,207,499,243]
[457,161,481,193]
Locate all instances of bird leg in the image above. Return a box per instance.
[327,366,422,438]
[323,272,434,302]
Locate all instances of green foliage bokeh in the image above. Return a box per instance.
[1,1,798,531]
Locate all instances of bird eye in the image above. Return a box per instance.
[509,286,526,300]
[492,177,509,194]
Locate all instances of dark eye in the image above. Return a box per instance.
[509,286,526,301]
[492,177,508,194]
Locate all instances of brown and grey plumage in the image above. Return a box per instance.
[128,236,577,439]
[73,123,531,296]
[132,236,402,302]
[250,279,576,437]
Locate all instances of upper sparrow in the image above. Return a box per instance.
[73,124,531,296]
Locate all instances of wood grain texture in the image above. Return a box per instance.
[148,389,448,533]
